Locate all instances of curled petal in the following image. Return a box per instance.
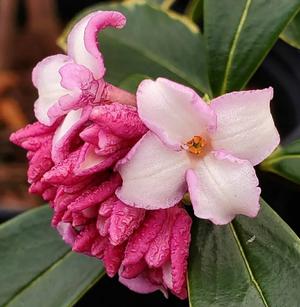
[67,11,126,79]
[137,78,216,150]
[116,132,189,210]
[187,151,261,225]
[47,63,103,120]
[211,88,280,165]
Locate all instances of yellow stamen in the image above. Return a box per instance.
[186,136,206,155]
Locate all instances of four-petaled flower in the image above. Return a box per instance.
[116,78,280,224]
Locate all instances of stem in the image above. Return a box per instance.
[102,83,137,106]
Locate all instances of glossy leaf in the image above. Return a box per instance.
[63,1,211,95]
[188,198,300,306]
[281,12,300,49]
[0,206,105,306]
[186,0,203,24]
[204,0,300,96]
[261,140,300,185]
[118,73,149,93]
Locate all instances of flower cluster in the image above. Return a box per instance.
[10,7,280,301]
[10,11,192,299]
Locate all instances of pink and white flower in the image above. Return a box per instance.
[116,78,280,225]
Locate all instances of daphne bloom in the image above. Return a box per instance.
[116,78,280,224]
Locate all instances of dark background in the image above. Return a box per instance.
[1,1,300,306]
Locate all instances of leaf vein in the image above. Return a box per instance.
[229,223,270,307]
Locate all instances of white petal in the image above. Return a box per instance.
[116,132,190,209]
[211,88,280,165]
[32,55,72,125]
[137,78,216,150]
[187,151,261,225]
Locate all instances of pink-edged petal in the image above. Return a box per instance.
[210,88,280,166]
[67,11,126,79]
[137,78,216,150]
[116,132,190,210]
[52,107,91,163]
[47,63,102,120]
[32,55,73,126]
[186,151,261,225]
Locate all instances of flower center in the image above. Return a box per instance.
[185,136,207,156]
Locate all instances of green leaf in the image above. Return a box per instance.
[188,198,300,306]
[261,140,300,185]
[280,11,300,49]
[0,206,105,306]
[118,73,149,93]
[65,1,211,95]
[204,0,300,96]
[186,0,203,24]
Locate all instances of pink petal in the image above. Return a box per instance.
[67,11,126,79]
[169,208,191,298]
[9,122,57,148]
[90,103,147,139]
[109,200,145,246]
[186,151,261,225]
[68,173,121,212]
[79,124,100,146]
[119,269,163,295]
[32,55,73,126]
[137,78,216,150]
[102,243,126,277]
[57,222,77,246]
[73,224,98,254]
[121,259,147,279]
[123,210,166,266]
[43,149,82,185]
[98,196,115,217]
[47,63,103,120]
[145,209,179,268]
[96,130,130,156]
[74,143,129,176]
[116,132,190,210]
[210,88,280,165]
[52,107,91,163]
[91,237,109,258]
